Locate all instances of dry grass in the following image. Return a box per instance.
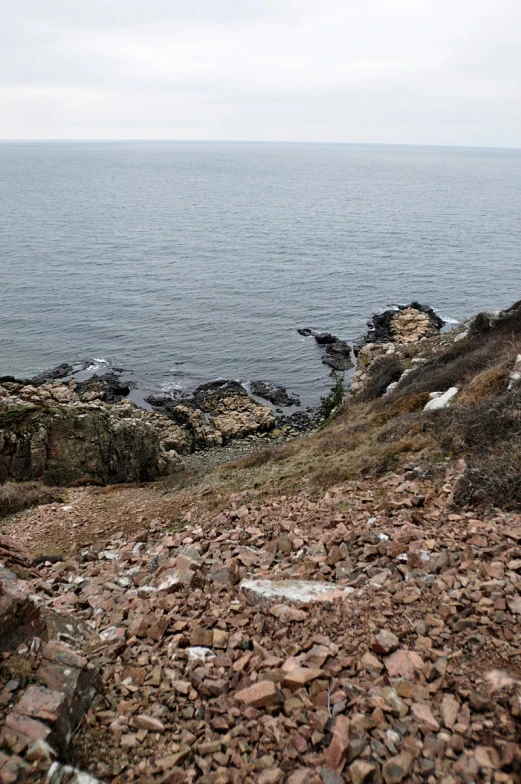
[231,442,297,470]
[457,359,513,406]
[357,356,403,401]
[0,482,63,520]
[373,392,431,423]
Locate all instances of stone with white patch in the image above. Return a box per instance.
[240,579,354,605]
[424,387,458,411]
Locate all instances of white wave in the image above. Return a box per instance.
[160,381,183,395]
[439,315,460,325]
[85,357,109,373]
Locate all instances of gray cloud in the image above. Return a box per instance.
[1,0,520,145]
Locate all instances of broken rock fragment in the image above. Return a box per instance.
[372,629,399,655]
[235,681,279,708]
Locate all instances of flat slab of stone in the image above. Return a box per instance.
[240,579,354,605]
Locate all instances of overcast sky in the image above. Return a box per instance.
[1,0,520,146]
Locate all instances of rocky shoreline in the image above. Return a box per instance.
[0,303,446,488]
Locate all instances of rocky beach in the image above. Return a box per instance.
[1,299,521,784]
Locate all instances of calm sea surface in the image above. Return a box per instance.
[1,141,520,407]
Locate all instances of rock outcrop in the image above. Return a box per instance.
[0,375,278,485]
[73,371,133,404]
[350,303,444,395]
[355,302,444,352]
[146,380,276,450]
[0,538,100,782]
[0,385,181,486]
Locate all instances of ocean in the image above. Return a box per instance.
[1,141,520,408]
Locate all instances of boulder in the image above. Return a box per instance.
[423,387,458,411]
[240,579,354,605]
[73,371,133,403]
[323,340,354,371]
[250,381,301,407]
[0,535,34,572]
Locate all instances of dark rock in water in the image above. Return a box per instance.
[314,332,337,345]
[250,381,301,407]
[0,375,31,385]
[298,328,354,372]
[297,328,337,345]
[322,340,354,371]
[75,372,134,404]
[31,361,89,385]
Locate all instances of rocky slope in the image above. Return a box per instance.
[2,467,521,784]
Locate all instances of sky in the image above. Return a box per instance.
[1,0,520,147]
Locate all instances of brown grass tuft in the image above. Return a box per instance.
[457,360,513,406]
[0,482,63,519]
[373,392,431,424]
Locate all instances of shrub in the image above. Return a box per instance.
[433,393,521,455]
[424,390,521,509]
[320,375,346,418]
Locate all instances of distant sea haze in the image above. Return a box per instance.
[1,141,520,408]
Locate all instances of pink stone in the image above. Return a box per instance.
[235,681,279,708]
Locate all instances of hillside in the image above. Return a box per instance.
[1,299,521,784]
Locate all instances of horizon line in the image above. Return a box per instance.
[0,138,520,152]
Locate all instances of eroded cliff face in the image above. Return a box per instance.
[0,403,177,486]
